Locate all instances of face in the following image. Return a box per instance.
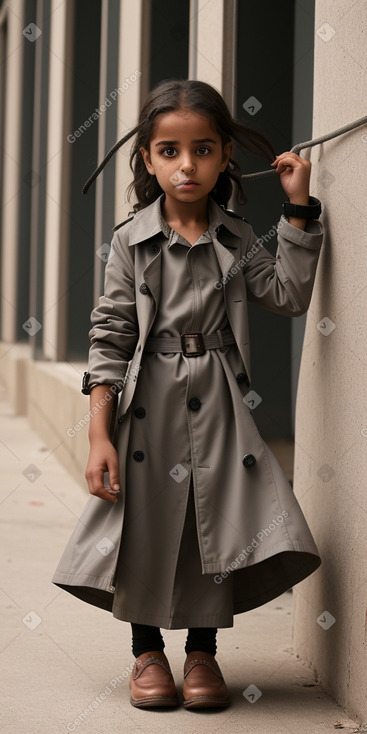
[140,109,232,206]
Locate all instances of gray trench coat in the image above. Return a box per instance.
[53,195,323,625]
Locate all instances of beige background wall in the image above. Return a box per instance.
[293,0,367,723]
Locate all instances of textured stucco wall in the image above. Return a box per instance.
[293,0,367,724]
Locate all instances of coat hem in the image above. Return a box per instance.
[201,540,319,574]
[52,572,113,592]
[111,608,235,629]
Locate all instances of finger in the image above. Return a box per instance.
[103,471,119,497]
[92,486,119,503]
[106,457,120,492]
[274,161,293,174]
[276,153,310,169]
[87,470,119,503]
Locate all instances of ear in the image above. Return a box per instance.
[219,141,232,172]
[140,146,155,175]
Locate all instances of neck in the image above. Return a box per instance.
[162,194,209,228]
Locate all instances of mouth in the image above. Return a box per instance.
[176,179,199,188]
[170,171,199,188]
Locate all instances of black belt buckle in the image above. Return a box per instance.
[180,332,206,357]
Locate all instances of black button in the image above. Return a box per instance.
[149,243,160,254]
[133,450,144,462]
[139,283,149,294]
[134,407,145,418]
[188,397,201,411]
[118,415,125,424]
[242,453,256,468]
[236,372,250,387]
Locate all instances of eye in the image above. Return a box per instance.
[196,146,210,155]
[161,147,177,157]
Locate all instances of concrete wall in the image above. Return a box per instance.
[293,0,367,724]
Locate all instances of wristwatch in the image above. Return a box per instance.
[282,196,322,220]
[81,371,91,395]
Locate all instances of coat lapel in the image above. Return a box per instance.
[212,233,252,381]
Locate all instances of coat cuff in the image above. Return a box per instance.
[81,371,126,395]
[277,214,323,250]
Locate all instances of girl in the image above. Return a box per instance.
[53,79,323,710]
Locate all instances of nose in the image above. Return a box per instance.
[179,152,195,173]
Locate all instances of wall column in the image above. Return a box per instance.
[293,0,367,723]
[0,0,25,342]
[189,0,238,105]
[42,0,74,360]
[114,0,144,222]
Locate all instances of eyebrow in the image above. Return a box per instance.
[155,138,218,146]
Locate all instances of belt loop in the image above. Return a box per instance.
[216,329,225,352]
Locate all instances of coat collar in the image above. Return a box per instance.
[127,194,242,248]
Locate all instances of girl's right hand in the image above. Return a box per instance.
[85,439,120,503]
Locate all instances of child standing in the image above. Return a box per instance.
[53,79,323,710]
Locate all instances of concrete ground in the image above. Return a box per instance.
[0,383,361,734]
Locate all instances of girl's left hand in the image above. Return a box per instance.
[270,152,311,203]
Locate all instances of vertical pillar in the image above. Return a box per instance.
[0,1,25,342]
[290,0,315,433]
[42,0,74,360]
[189,0,224,91]
[93,0,119,303]
[114,0,144,222]
[293,0,367,723]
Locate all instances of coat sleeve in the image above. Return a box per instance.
[87,229,139,392]
[242,215,323,316]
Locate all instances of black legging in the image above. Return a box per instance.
[131,623,217,658]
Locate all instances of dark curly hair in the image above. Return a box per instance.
[82,79,276,211]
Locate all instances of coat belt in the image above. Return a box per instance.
[144,327,235,356]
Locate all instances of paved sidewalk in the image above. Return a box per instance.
[0,384,360,734]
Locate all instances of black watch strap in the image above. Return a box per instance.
[81,371,91,395]
[283,196,322,220]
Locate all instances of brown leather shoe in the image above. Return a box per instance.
[183,651,230,709]
[129,651,178,708]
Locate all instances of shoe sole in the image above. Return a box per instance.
[130,695,179,708]
[183,695,230,709]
